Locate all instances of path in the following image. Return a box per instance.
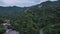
[39,28,44,34]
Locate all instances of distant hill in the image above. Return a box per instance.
[0,0,60,17]
[40,0,60,7]
[0,6,28,17]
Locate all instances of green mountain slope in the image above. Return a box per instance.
[0,0,60,34]
[0,6,28,17]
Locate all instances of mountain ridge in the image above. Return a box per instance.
[0,0,60,17]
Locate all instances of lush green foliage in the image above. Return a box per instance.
[0,0,60,34]
[44,23,60,34]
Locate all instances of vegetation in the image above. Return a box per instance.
[44,23,60,34]
[0,0,60,34]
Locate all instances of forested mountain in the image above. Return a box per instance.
[0,0,60,34]
[33,0,60,8]
[0,0,60,17]
[0,6,28,17]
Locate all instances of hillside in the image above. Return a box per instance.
[0,6,28,17]
[0,0,60,34]
[0,0,60,17]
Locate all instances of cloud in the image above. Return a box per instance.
[0,0,40,7]
[50,0,58,1]
[0,0,58,7]
[0,0,37,7]
[2,0,38,4]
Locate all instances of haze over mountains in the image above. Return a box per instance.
[0,0,60,17]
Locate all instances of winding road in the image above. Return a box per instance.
[39,28,44,34]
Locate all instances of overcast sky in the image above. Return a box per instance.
[0,0,58,7]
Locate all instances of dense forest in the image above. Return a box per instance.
[0,0,60,34]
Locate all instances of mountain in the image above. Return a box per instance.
[0,0,60,17]
[30,0,60,8]
[40,0,60,7]
[0,6,28,17]
[0,0,60,34]
[17,1,60,34]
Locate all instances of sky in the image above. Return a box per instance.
[0,0,58,7]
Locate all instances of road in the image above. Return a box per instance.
[39,28,44,34]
